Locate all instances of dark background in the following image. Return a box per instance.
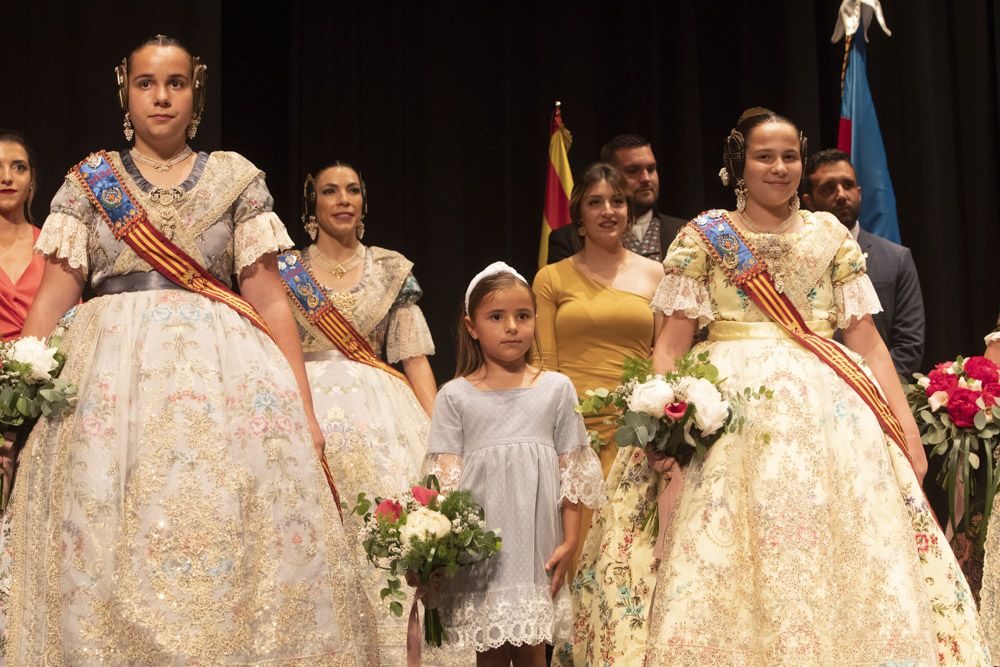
[3,0,999,382]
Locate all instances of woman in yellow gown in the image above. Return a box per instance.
[533,163,664,665]
[644,108,988,666]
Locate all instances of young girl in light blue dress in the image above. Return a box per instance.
[422,262,605,667]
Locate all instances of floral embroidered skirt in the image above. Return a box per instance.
[645,334,990,666]
[306,349,471,666]
[0,290,378,665]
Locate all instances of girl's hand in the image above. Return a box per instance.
[644,450,678,476]
[544,541,576,597]
[307,415,326,459]
[905,433,927,486]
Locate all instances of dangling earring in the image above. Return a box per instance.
[355,221,366,241]
[788,192,800,213]
[735,178,748,212]
[305,216,318,241]
[123,112,134,141]
[187,114,201,140]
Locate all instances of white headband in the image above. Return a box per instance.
[464,261,529,313]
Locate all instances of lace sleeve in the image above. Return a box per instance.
[650,273,714,326]
[35,179,93,273]
[232,174,293,275]
[386,303,435,362]
[420,453,463,493]
[558,446,607,508]
[834,274,883,329]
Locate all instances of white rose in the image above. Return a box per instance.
[959,377,983,391]
[684,378,730,436]
[400,508,453,543]
[10,337,59,382]
[627,378,675,417]
[928,390,949,412]
[917,377,930,389]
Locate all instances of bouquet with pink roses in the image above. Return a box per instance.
[352,475,501,647]
[908,355,1000,545]
[579,352,771,466]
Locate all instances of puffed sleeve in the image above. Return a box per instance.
[553,375,607,509]
[385,274,435,363]
[35,178,92,274]
[422,383,464,492]
[650,226,714,326]
[531,264,560,372]
[232,173,293,275]
[831,236,882,329]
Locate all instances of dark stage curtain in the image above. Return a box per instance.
[2,0,998,382]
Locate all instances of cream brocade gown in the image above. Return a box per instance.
[0,151,378,665]
[645,211,989,666]
[284,247,470,666]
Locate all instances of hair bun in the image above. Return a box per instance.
[737,106,775,126]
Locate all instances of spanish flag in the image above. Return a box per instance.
[538,102,573,268]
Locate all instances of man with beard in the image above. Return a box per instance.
[804,148,925,379]
[547,134,685,263]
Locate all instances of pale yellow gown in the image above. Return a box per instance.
[644,210,989,666]
[533,258,661,665]
[0,151,379,665]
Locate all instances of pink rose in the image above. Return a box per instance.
[663,401,689,422]
[374,499,402,521]
[926,369,959,397]
[964,356,1000,384]
[411,486,440,507]
[946,388,981,428]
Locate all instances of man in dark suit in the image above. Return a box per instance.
[547,134,686,263]
[804,149,925,379]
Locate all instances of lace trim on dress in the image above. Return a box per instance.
[439,584,571,650]
[234,212,293,275]
[834,274,883,329]
[386,304,436,363]
[558,446,607,508]
[650,273,714,327]
[421,453,463,493]
[34,212,89,273]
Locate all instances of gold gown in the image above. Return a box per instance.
[644,211,989,666]
[533,258,659,664]
[0,151,379,665]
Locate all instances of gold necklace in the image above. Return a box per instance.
[739,211,799,294]
[310,244,365,279]
[130,146,194,172]
[739,210,797,235]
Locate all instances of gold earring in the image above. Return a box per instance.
[123,112,134,141]
[305,216,318,241]
[355,221,366,240]
[576,225,586,237]
[735,178,748,212]
[789,193,800,212]
[187,114,201,140]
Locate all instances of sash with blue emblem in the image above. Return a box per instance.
[689,209,910,460]
[277,251,409,385]
[72,151,272,338]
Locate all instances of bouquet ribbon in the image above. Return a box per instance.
[406,570,444,666]
[654,463,684,560]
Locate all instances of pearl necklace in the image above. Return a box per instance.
[130,146,194,173]
[310,244,365,279]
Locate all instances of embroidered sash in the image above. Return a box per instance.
[73,151,272,338]
[277,251,409,384]
[690,209,910,458]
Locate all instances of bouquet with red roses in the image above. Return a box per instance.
[907,356,1000,545]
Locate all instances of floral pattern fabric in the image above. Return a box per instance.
[0,151,379,665]
[643,211,989,666]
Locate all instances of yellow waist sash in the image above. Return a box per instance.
[708,320,834,341]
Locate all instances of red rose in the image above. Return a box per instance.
[374,499,403,521]
[926,369,959,396]
[411,486,440,507]
[663,401,689,422]
[964,356,1000,384]
[983,382,1000,406]
[946,388,981,428]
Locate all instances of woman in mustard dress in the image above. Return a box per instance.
[533,163,664,666]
